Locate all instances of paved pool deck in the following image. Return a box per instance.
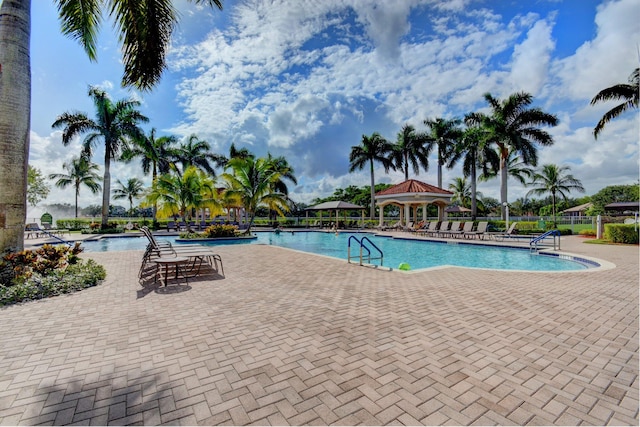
[1,234,638,425]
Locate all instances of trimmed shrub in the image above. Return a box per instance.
[203,224,239,238]
[0,244,106,306]
[579,229,596,237]
[604,224,639,244]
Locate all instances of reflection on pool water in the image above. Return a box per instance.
[79,231,593,272]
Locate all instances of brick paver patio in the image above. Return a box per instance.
[0,235,638,425]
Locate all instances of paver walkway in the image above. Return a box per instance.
[0,236,638,425]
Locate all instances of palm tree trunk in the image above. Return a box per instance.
[75,188,79,218]
[0,0,31,254]
[500,154,508,220]
[470,160,477,220]
[101,153,111,228]
[404,153,409,180]
[437,161,443,189]
[369,159,375,219]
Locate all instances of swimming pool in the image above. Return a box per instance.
[78,231,593,272]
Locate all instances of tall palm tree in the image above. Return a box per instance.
[0,0,223,254]
[526,164,585,224]
[424,117,463,188]
[174,134,226,176]
[113,178,145,215]
[349,132,396,219]
[265,154,298,223]
[223,156,289,234]
[467,92,558,219]
[392,124,431,181]
[479,151,535,186]
[49,156,102,218]
[590,68,639,139]
[52,86,148,229]
[121,128,178,224]
[449,123,497,219]
[448,177,472,207]
[145,166,222,232]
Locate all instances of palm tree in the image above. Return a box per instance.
[222,156,289,234]
[174,134,226,176]
[265,154,298,224]
[479,151,535,186]
[145,166,222,232]
[49,156,102,218]
[52,86,148,229]
[0,0,223,254]
[424,117,463,188]
[349,132,396,219]
[526,164,585,225]
[448,177,472,207]
[467,92,558,219]
[121,128,178,224]
[113,178,145,215]
[392,124,430,181]
[590,68,639,139]
[448,122,498,219]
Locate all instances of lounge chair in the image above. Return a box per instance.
[139,226,224,284]
[417,221,437,236]
[463,221,488,239]
[435,221,450,238]
[449,221,473,238]
[443,221,462,238]
[489,222,519,241]
[24,223,42,239]
[167,221,178,232]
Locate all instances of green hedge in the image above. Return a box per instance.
[604,224,639,244]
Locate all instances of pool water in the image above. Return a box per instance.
[79,231,589,272]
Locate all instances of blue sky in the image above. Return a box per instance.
[27,0,639,214]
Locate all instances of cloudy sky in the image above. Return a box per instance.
[28,0,639,217]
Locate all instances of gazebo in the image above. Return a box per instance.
[305,201,366,228]
[374,179,453,228]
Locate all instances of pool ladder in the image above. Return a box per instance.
[347,235,384,267]
[530,230,561,252]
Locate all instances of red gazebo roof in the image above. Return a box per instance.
[376,179,453,196]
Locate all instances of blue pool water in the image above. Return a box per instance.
[79,231,590,271]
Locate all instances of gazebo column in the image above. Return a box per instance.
[378,204,384,227]
[404,204,410,226]
[423,203,428,222]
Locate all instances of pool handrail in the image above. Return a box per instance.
[530,229,561,251]
[347,235,384,266]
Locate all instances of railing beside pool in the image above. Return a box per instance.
[347,235,384,267]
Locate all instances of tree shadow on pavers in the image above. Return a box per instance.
[14,368,180,424]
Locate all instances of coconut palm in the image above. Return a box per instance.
[479,151,535,186]
[52,86,148,229]
[174,134,226,176]
[448,177,472,207]
[526,164,585,224]
[392,124,431,181]
[121,128,178,224]
[349,132,396,219]
[113,178,145,215]
[467,92,558,219]
[223,156,289,234]
[448,123,497,219]
[424,117,463,188]
[49,156,102,218]
[591,68,639,139]
[0,0,223,254]
[145,166,222,232]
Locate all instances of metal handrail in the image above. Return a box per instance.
[530,229,561,252]
[347,235,384,266]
